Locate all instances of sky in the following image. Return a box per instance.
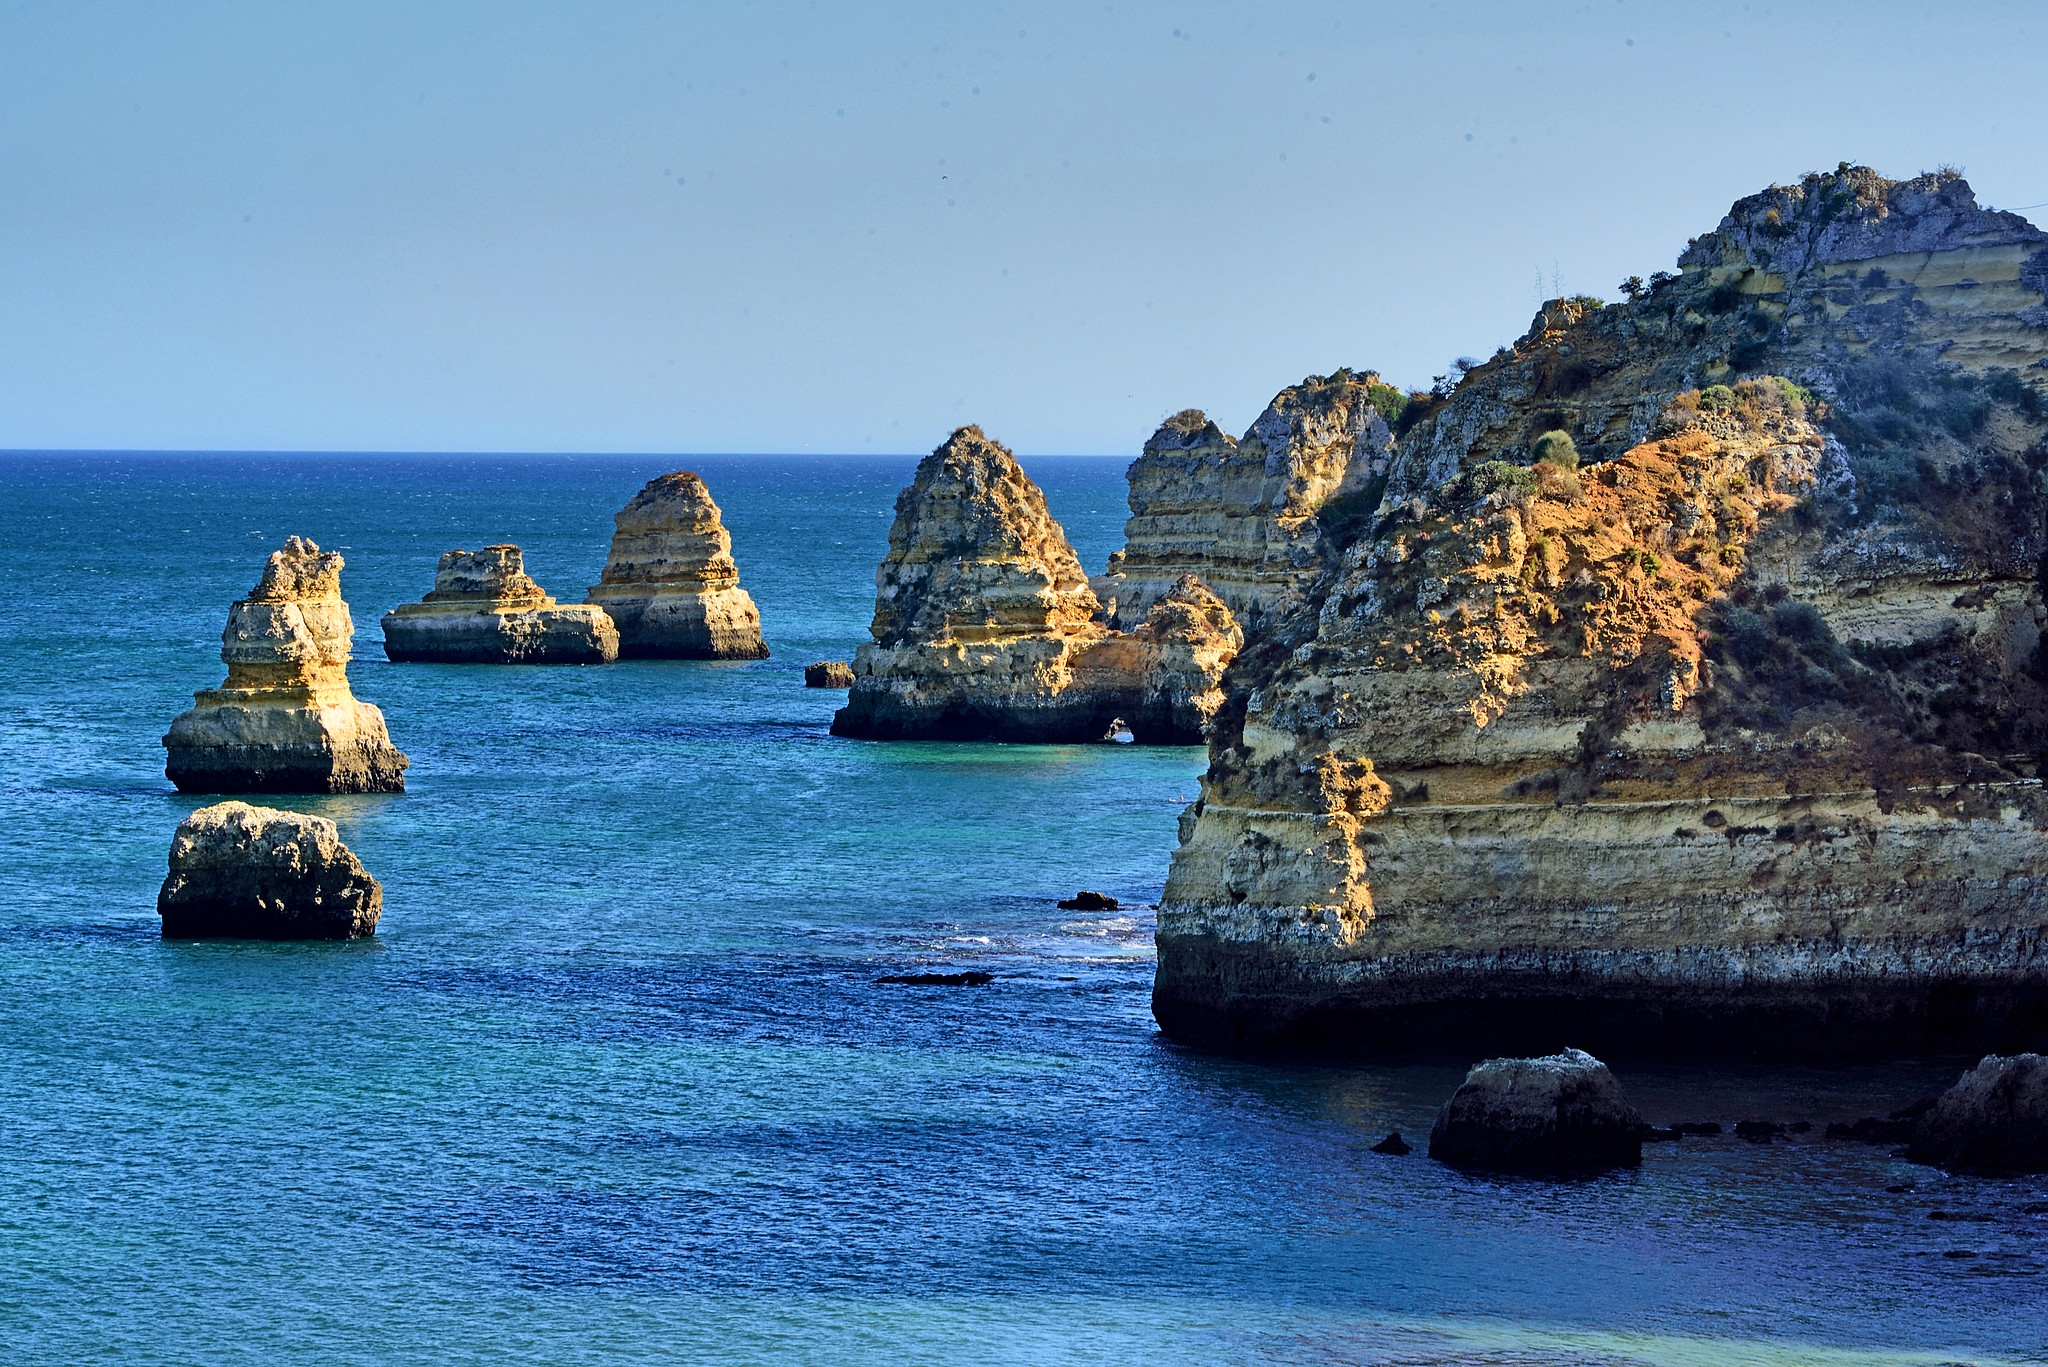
[1,1,2043,456]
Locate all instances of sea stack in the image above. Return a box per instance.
[1428,1049,1645,1172]
[1906,1055,2048,1172]
[1096,377,1395,633]
[158,801,382,939]
[585,471,768,659]
[831,426,1239,743]
[1152,167,2048,1060]
[383,545,618,664]
[164,537,409,794]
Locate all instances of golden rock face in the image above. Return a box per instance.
[834,427,1242,744]
[585,472,767,659]
[383,545,619,665]
[164,537,409,794]
[1152,167,2048,1059]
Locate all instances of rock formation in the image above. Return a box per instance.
[805,661,855,688]
[1154,167,2048,1059]
[1428,1048,1645,1171]
[585,472,768,659]
[382,545,618,664]
[164,537,410,794]
[158,801,382,939]
[1907,1054,2048,1172]
[1096,375,1397,633]
[831,426,1241,743]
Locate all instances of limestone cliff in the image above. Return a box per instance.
[1154,167,2048,1060]
[585,472,768,659]
[164,537,409,794]
[1097,373,1396,633]
[383,545,618,664]
[832,427,1241,743]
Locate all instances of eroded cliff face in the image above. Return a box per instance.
[586,472,768,659]
[833,426,1240,743]
[383,545,618,664]
[164,537,409,794]
[1098,373,1396,633]
[1155,167,2048,1060]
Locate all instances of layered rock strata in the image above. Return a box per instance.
[1096,373,1398,633]
[1154,167,2048,1060]
[165,537,409,794]
[1428,1048,1645,1171]
[585,472,768,659]
[158,801,382,939]
[831,427,1240,743]
[383,545,618,664]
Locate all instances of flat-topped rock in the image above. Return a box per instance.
[585,472,768,659]
[164,537,409,793]
[805,661,855,688]
[157,801,382,939]
[1428,1049,1645,1171]
[383,544,617,664]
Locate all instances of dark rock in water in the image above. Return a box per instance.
[1941,1249,1980,1259]
[1428,1048,1644,1172]
[1369,1132,1411,1156]
[157,801,381,939]
[1885,1183,1916,1193]
[1906,1054,2048,1173]
[2019,1201,2048,1214]
[1787,1120,1812,1134]
[1736,1120,1787,1142]
[1927,1209,1995,1222]
[1673,1121,1722,1136]
[805,661,855,688]
[1058,891,1119,911]
[876,971,994,986]
[1892,1097,1940,1122]
[1828,1116,1918,1143]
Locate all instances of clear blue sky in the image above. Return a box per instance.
[2,1,2041,455]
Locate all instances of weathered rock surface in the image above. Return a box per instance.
[1428,1048,1645,1171]
[1154,167,2048,1059]
[586,472,768,659]
[805,661,855,688]
[1098,377,1397,634]
[165,537,409,794]
[383,545,618,664]
[157,801,382,939]
[1907,1054,2048,1172]
[832,426,1242,743]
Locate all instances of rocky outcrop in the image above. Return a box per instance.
[833,427,1242,743]
[585,472,768,659]
[1907,1054,2048,1172]
[157,801,382,939]
[164,537,409,794]
[805,661,855,688]
[382,545,618,664]
[1097,375,1397,634]
[1154,167,2048,1059]
[1428,1048,1645,1171]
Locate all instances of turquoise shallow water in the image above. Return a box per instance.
[2,451,2046,1365]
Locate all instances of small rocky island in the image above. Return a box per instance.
[1148,166,2048,1059]
[158,801,383,938]
[831,425,1241,743]
[382,544,618,664]
[585,471,768,659]
[164,536,409,793]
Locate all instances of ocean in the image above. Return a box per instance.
[0,451,2042,1365]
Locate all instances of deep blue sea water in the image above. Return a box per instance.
[2,451,2045,1365]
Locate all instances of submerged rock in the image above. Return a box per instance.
[382,545,618,664]
[805,661,855,688]
[1152,167,2048,1059]
[1428,1048,1645,1172]
[876,970,994,986]
[164,537,409,794]
[1369,1132,1411,1156]
[832,427,1242,744]
[585,472,768,659]
[1907,1055,2048,1172]
[157,801,382,939]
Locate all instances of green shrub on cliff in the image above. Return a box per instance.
[1532,430,1579,471]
